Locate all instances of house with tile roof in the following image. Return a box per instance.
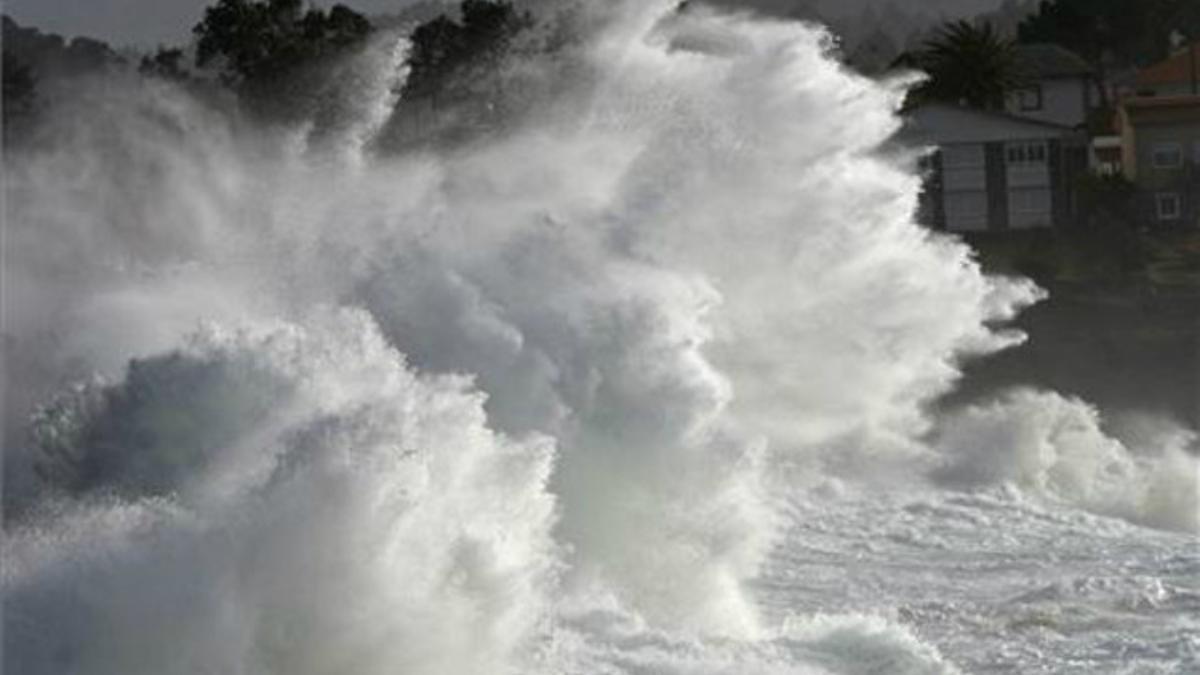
[1117,95,1200,227]
[1135,44,1200,98]
[1103,45,1200,228]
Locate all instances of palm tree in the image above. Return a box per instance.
[905,20,1027,111]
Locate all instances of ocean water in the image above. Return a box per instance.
[4,2,1196,673]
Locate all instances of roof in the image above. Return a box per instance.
[1121,94,1200,111]
[1014,43,1092,80]
[901,102,1076,145]
[1119,95,1200,129]
[1136,45,1200,87]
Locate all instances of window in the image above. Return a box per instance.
[1152,142,1183,169]
[1006,141,1047,165]
[1156,193,1181,221]
[1017,85,1043,111]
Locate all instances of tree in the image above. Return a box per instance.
[406,15,468,99]
[3,15,121,78]
[381,0,552,149]
[403,0,532,102]
[193,0,371,87]
[1018,0,1200,72]
[139,47,187,80]
[3,50,36,142]
[903,20,1026,111]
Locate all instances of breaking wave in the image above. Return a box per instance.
[4,2,1193,673]
[935,389,1198,533]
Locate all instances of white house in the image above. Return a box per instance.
[903,103,1087,232]
[1005,43,1097,129]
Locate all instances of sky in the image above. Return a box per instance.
[4,0,1006,47]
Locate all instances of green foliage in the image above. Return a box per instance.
[404,0,532,100]
[3,14,121,78]
[1143,231,1200,287]
[193,0,371,86]
[407,16,467,97]
[906,21,1026,110]
[3,50,36,115]
[3,50,36,143]
[139,47,187,80]
[1018,0,1200,70]
[966,224,1148,285]
[1075,172,1136,224]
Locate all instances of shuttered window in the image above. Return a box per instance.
[940,144,988,231]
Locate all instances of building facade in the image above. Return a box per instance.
[1118,95,1200,228]
[904,104,1086,232]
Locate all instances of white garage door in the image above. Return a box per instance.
[1009,187,1053,229]
[1006,141,1052,229]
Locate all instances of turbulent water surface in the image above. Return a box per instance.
[4,2,1197,673]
